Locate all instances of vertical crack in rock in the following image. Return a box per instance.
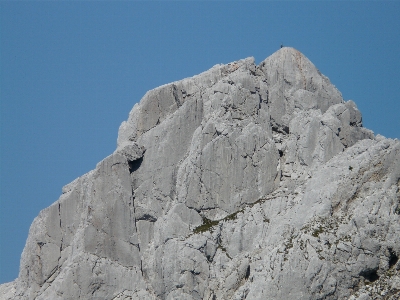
[57,202,63,277]
[58,202,62,229]
[388,248,399,269]
[172,84,182,108]
[244,265,250,280]
[127,154,144,278]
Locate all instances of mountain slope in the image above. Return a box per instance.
[1,47,399,300]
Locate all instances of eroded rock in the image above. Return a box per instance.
[2,47,399,300]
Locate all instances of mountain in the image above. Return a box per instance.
[1,47,399,300]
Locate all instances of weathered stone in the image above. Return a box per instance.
[2,47,399,300]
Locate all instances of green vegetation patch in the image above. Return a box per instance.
[312,225,324,238]
[193,217,220,234]
[193,198,269,235]
[224,209,244,222]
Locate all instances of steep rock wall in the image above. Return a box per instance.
[1,48,399,300]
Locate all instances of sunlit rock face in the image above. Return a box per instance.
[2,47,399,300]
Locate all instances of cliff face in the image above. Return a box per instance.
[1,47,399,300]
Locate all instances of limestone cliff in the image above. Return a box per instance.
[1,48,399,300]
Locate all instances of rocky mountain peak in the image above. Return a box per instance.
[1,49,399,300]
[260,47,343,114]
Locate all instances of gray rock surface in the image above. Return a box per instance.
[1,47,399,300]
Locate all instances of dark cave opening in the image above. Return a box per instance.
[389,248,399,269]
[360,269,379,283]
[128,157,143,174]
[245,265,250,280]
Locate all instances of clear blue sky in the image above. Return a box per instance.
[1,1,399,284]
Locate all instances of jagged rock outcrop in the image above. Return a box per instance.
[1,47,399,300]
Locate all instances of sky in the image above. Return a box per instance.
[1,1,399,284]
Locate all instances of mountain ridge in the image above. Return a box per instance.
[1,47,399,300]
